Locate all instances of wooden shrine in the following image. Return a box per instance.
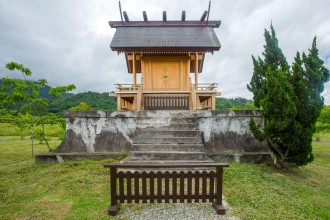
[109,9,221,111]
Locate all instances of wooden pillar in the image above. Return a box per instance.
[192,90,197,110]
[212,95,216,110]
[137,91,142,111]
[108,166,118,215]
[117,95,121,111]
[195,52,199,86]
[133,52,136,90]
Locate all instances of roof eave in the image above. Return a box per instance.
[109,20,221,28]
[110,46,221,53]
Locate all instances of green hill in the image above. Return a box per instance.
[1,79,255,113]
[47,91,117,113]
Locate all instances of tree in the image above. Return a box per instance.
[69,102,93,111]
[247,24,289,108]
[12,113,33,140]
[287,37,329,164]
[315,106,330,141]
[1,62,76,153]
[247,25,329,167]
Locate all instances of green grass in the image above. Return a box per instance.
[0,134,329,219]
[0,136,119,219]
[224,133,330,219]
[0,123,64,137]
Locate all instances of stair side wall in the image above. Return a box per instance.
[54,110,267,154]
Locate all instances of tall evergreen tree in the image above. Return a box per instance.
[248,26,329,167]
[288,37,330,165]
[247,24,289,108]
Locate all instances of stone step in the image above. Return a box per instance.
[137,123,199,131]
[130,151,212,161]
[131,144,205,152]
[135,130,201,138]
[133,137,203,144]
[137,117,198,124]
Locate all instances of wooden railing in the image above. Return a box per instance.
[192,83,218,91]
[104,163,229,216]
[115,84,141,92]
[144,95,189,110]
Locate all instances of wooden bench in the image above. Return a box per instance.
[104,163,229,216]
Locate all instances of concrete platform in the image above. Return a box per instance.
[38,110,270,164]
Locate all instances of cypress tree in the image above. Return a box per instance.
[247,24,289,108]
[288,37,330,165]
[248,26,329,167]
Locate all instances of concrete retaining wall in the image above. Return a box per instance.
[54,110,268,155]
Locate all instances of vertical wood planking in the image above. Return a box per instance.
[142,171,147,203]
[179,171,185,202]
[157,171,162,203]
[126,171,132,203]
[215,166,222,206]
[164,171,169,203]
[150,171,155,203]
[187,171,192,203]
[172,171,177,203]
[209,171,215,202]
[195,171,200,202]
[118,171,124,203]
[110,167,117,207]
[134,171,139,203]
[202,171,207,202]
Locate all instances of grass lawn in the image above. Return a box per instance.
[224,133,330,219]
[0,123,64,138]
[0,134,329,219]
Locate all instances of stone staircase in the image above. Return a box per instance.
[125,115,213,163]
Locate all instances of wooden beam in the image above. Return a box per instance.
[181,11,186,21]
[127,54,141,61]
[133,52,136,89]
[143,11,148,21]
[212,95,216,110]
[123,11,129,21]
[163,11,167,21]
[195,52,199,85]
[200,11,208,21]
[190,54,203,60]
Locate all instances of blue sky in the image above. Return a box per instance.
[0,0,329,104]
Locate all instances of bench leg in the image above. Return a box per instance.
[108,204,118,216]
[213,202,226,215]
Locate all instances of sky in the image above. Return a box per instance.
[0,0,329,104]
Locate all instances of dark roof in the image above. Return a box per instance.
[109,21,221,28]
[110,26,221,52]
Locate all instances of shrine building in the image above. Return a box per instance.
[109,10,221,111]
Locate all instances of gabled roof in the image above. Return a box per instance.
[109,19,221,53]
[110,26,221,53]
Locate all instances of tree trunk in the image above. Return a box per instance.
[41,124,51,152]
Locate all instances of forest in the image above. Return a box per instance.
[0,78,254,113]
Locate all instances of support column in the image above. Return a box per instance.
[137,91,142,111]
[191,90,197,110]
[212,95,216,110]
[117,95,121,111]
[195,52,199,86]
[133,52,136,90]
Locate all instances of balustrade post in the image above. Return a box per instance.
[108,166,118,215]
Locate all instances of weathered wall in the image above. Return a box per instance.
[55,110,268,154]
